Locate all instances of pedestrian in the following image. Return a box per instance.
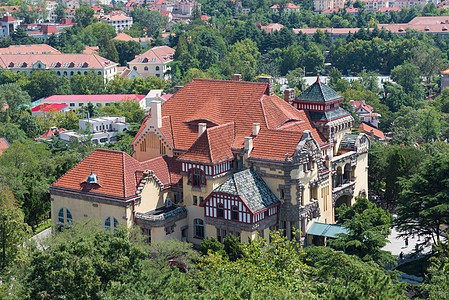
[399,252,403,260]
[405,238,409,247]
[418,235,420,242]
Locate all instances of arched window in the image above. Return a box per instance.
[104,216,119,231]
[217,204,224,218]
[57,71,61,76]
[188,168,205,187]
[144,66,148,71]
[70,71,74,76]
[232,206,239,221]
[84,71,87,75]
[57,207,72,225]
[98,71,101,75]
[194,218,204,238]
[156,66,160,71]
[133,66,137,71]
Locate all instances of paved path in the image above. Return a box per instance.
[31,228,51,250]
[382,227,432,257]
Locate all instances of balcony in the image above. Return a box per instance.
[332,181,355,205]
[135,205,187,228]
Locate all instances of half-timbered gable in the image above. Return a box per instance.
[200,169,280,237]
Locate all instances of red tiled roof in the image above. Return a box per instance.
[31,103,68,112]
[270,3,300,9]
[179,122,235,164]
[160,94,173,101]
[41,94,145,102]
[39,128,67,139]
[359,123,385,139]
[350,100,373,113]
[129,46,175,64]
[0,53,117,69]
[133,78,328,162]
[201,15,210,21]
[0,137,10,156]
[51,149,181,200]
[0,44,60,55]
[82,45,99,54]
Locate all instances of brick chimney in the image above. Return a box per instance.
[284,88,295,104]
[173,86,184,94]
[232,74,242,81]
[258,76,274,96]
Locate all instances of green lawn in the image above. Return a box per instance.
[33,219,51,235]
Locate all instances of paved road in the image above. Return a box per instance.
[382,227,432,257]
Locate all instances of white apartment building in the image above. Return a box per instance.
[60,116,129,144]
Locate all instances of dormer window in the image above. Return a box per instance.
[188,168,205,187]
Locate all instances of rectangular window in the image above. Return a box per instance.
[199,196,204,205]
[193,196,197,206]
[217,228,222,243]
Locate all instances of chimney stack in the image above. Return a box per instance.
[284,88,295,104]
[173,86,184,94]
[244,136,253,153]
[252,123,260,136]
[198,123,207,136]
[149,100,162,128]
[258,76,274,96]
[232,74,242,81]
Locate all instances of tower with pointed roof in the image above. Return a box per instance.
[293,75,354,154]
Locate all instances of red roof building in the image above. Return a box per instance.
[0,44,60,54]
[359,122,385,140]
[31,103,69,115]
[0,137,10,156]
[41,94,146,108]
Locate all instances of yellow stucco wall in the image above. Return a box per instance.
[51,194,133,229]
[136,178,170,213]
[150,217,188,242]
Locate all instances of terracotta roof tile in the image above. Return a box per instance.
[0,137,10,156]
[129,46,175,64]
[179,122,235,164]
[0,44,60,54]
[133,78,330,162]
[359,123,385,139]
[51,149,180,199]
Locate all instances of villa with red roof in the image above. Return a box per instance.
[0,44,60,54]
[349,100,381,128]
[50,75,369,245]
[0,53,117,82]
[270,3,300,13]
[127,46,175,80]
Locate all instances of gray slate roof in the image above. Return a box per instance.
[340,133,359,150]
[296,80,343,103]
[212,169,280,213]
[309,108,350,121]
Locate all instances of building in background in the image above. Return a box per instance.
[0,53,118,81]
[38,94,146,108]
[0,44,60,54]
[0,137,10,156]
[128,46,175,80]
[0,13,21,37]
[59,116,129,144]
[31,103,70,116]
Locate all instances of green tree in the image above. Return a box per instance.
[304,246,406,299]
[75,6,95,28]
[114,40,142,66]
[286,67,306,92]
[26,71,71,100]
[384,149,406,206]
[396,152,449,246]
[0,83,31,121]
[332,197,395,265]
[0,183,31,268]
[54,1,67,22]
[224,39,261,81]
[390,62,424,103]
